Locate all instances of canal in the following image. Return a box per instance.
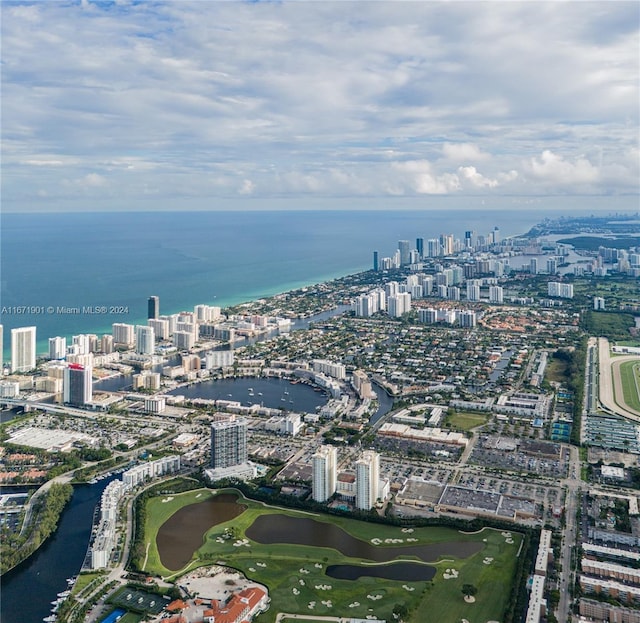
[0,476,117,623]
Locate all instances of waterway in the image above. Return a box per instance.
[167,376,328,412]
[370,381,395,425]
[93,305,351,394]
[0,476,117,623]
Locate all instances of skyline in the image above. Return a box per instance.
[1,1,638,213]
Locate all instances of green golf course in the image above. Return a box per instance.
[136,488,525,622]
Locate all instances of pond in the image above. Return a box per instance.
[326,562,436,581]
[156,493,246,571]
[245,514,483,563]
[156,494,483,574]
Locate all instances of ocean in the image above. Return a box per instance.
[2,208,566,357]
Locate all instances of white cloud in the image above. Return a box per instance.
[1,1,637,209]
[239,179,255,195]
[392,160,461,195]
[442,143,491,163]
[527,150,600,185]
[458,166,499,189]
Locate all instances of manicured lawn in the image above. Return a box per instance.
[140,489,524,623]
[619,361,640,412]
[446,412,489,431]
[73,571,106,596]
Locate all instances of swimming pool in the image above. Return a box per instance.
[99,608,126,623]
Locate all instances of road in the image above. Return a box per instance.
[556,444,581,623]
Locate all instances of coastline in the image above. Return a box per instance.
[1,208,555,360]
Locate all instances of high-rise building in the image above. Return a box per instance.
[489,285,504,304]
[459,310,477,327]
[416,237,424,257]
[427,238,441,257]
[210,416,248,469]
[419,308,438,324]
[440,234,454,255]
[312,445,338,502]
[372,250,379,271]
[49,336,67,360]
[388,292,411,318]
[546,257,558,275]
[465,230,476,249]
[548,282,574,299]
[466,282,481,302]
[356,450,380,510]
[398,240,411,265]
[173,330,195,350]
[135,325,155,355]
[593,297,606,311]
[64,363,93,406]
[100,335,114,354]
[148,318,170,341]
[530,258,539,275]
[72,334,91,355]
[11,326,36,373]
[148,295,160,320]
[193,304,221,323]
[112,323,135,347]
[384,281,399,298]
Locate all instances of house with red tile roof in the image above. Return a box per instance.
[166,599,188,612]
[202,587,268,623]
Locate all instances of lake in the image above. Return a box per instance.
[155,493,482,579]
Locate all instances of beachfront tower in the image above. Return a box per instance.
[11,326,36,373]
[356,450,380,510]
[312,445,338,502]
[49,336,67,360]
[148,295,160,320]
[135,325,155,355]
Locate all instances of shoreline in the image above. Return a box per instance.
[22,265,367,360]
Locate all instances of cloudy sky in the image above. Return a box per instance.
[2,0,639,212]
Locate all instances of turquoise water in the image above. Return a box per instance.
[2,208,556,357]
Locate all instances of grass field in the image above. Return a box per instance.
[141,489,524,623]
[545,357,569,384]
[619,361,640,412]
[72,571,106,597]
[446,412,489,431]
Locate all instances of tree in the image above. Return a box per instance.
[462,584,478,600]
[393,603,409,620]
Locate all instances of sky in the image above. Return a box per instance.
[1,0,639,213]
